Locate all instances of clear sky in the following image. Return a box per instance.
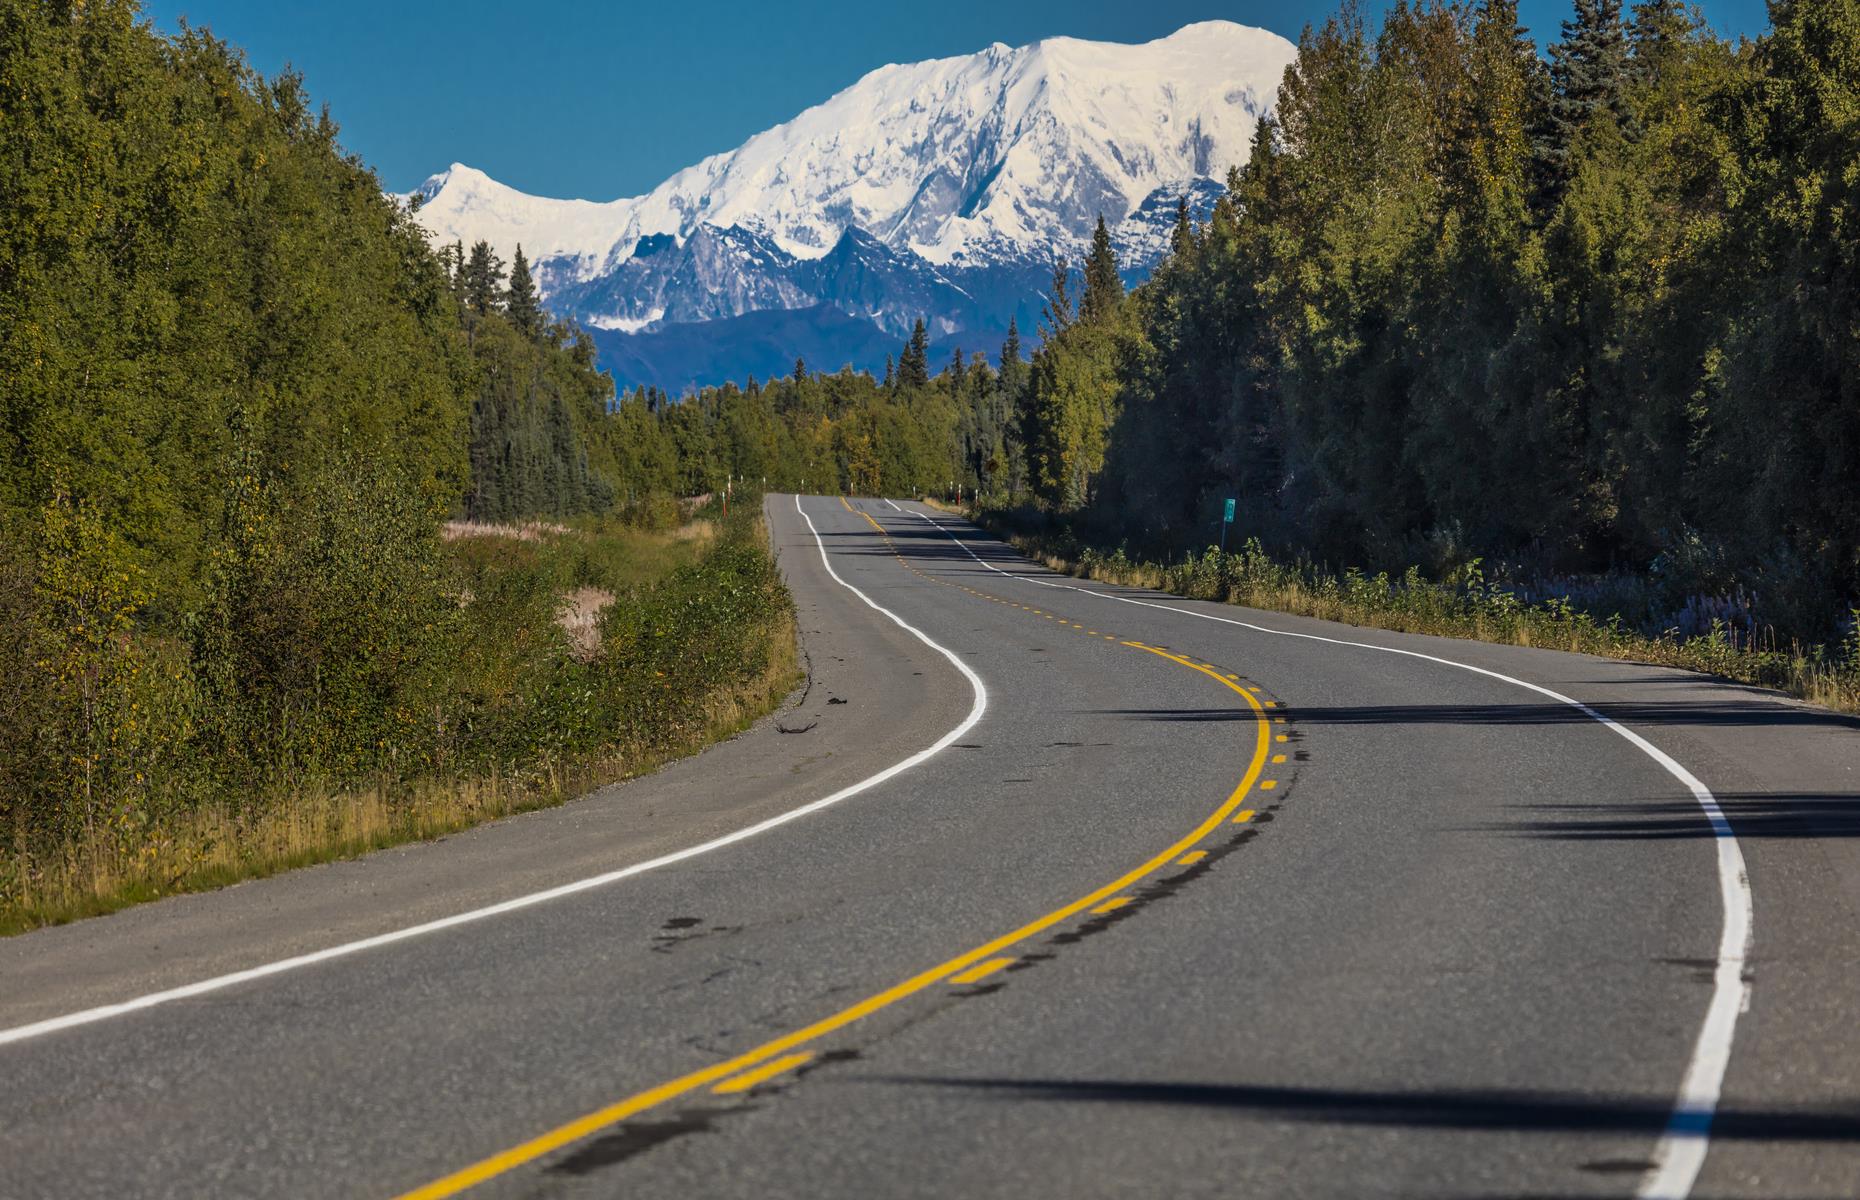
[141,0,1772,201]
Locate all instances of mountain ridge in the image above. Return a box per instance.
[406,21,1297,389]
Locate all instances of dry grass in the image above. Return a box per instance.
[441,518,570,542]
[2,608,800,935]
[557,585,615,661]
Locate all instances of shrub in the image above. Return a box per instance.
[191,452,459,786]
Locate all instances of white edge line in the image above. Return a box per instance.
[0,495,987,1050]
[899,503,1751,1200]
[883,497,903,511]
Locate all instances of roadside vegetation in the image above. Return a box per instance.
[984,515,1860,713]
[0,499,793,933]
[0,3,796,932]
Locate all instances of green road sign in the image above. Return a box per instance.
[1223,498,1236,523]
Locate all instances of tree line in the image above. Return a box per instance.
[1049,0,1860,641]
[0,0,747,889]
[673,0,1860,644]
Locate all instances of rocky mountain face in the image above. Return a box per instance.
[407,21,1296,391]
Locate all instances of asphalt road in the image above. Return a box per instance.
[3,494,1859,1199]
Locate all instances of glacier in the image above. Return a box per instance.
[404,20,1297,392]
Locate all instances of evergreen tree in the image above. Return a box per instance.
[1628,0,1693,84]
[1170,195,1194,257]
[882,354,895,389]
[793,356,809,384]
[1080,216,1123,323]
[463,240,505,316]
[898,319,931,389]
[1534,0,1632,202]
[505,244,542,337]
[447,240,468,303]
[1042,260,1074,337]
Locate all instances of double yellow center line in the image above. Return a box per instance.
[393,505,1275,1200]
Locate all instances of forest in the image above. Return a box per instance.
[0,0,789,924]
[4,0,1858,917]
[651,0,1860,654]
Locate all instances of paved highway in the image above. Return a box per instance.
[3,494,1859,1199]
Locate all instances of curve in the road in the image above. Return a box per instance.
[394,557,1276,1199]
[0,495,989,1052]
[903,502,1754,1200]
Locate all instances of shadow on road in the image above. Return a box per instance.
[1474,794,1860,840]
[874,1076,1860,1142]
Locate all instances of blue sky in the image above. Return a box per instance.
[143,0,1772,200]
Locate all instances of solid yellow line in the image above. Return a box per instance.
[949,957,1015,985]
[1091,896,1133,915]
[712,1052,814,1095]
[1177,851,1208,865]
[394,645,1269,1200]
[840,495,854,511]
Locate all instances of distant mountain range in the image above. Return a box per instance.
[405,21,1296,393]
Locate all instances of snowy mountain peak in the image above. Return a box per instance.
[404,21,1297,389]
[410,21,1293,272]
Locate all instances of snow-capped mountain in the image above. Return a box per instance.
[407,20,1296,390]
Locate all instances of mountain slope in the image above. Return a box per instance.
[408,21,1297,388]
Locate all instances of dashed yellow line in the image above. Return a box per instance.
[1091,896,1133,915]
[1177,851,1208,866]
[1232,809,1257,824]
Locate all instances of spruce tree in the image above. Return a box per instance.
[506,244,541,337]
[1080,215,1123,323]
[793,356,808,383]
[898,319,931,389]
[1534,0,1632,202]
[882,354,895,389]
[1629,0,1692,85]
[463,240,505,316]
[448,239,468,303]
[1042,260,1074,337]
[1170,195,1193,257]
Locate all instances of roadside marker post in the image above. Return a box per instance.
[1221,497,1235,553]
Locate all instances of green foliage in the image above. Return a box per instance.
[0,0,470,617]
[0,2,794,923]
[462,240,506,316]
[505,245,542,337]
[897,319,931,390]
[1049,0,1857,657]
[192,451,458,784]
[463,313,616,520]
[15,492,195,853]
